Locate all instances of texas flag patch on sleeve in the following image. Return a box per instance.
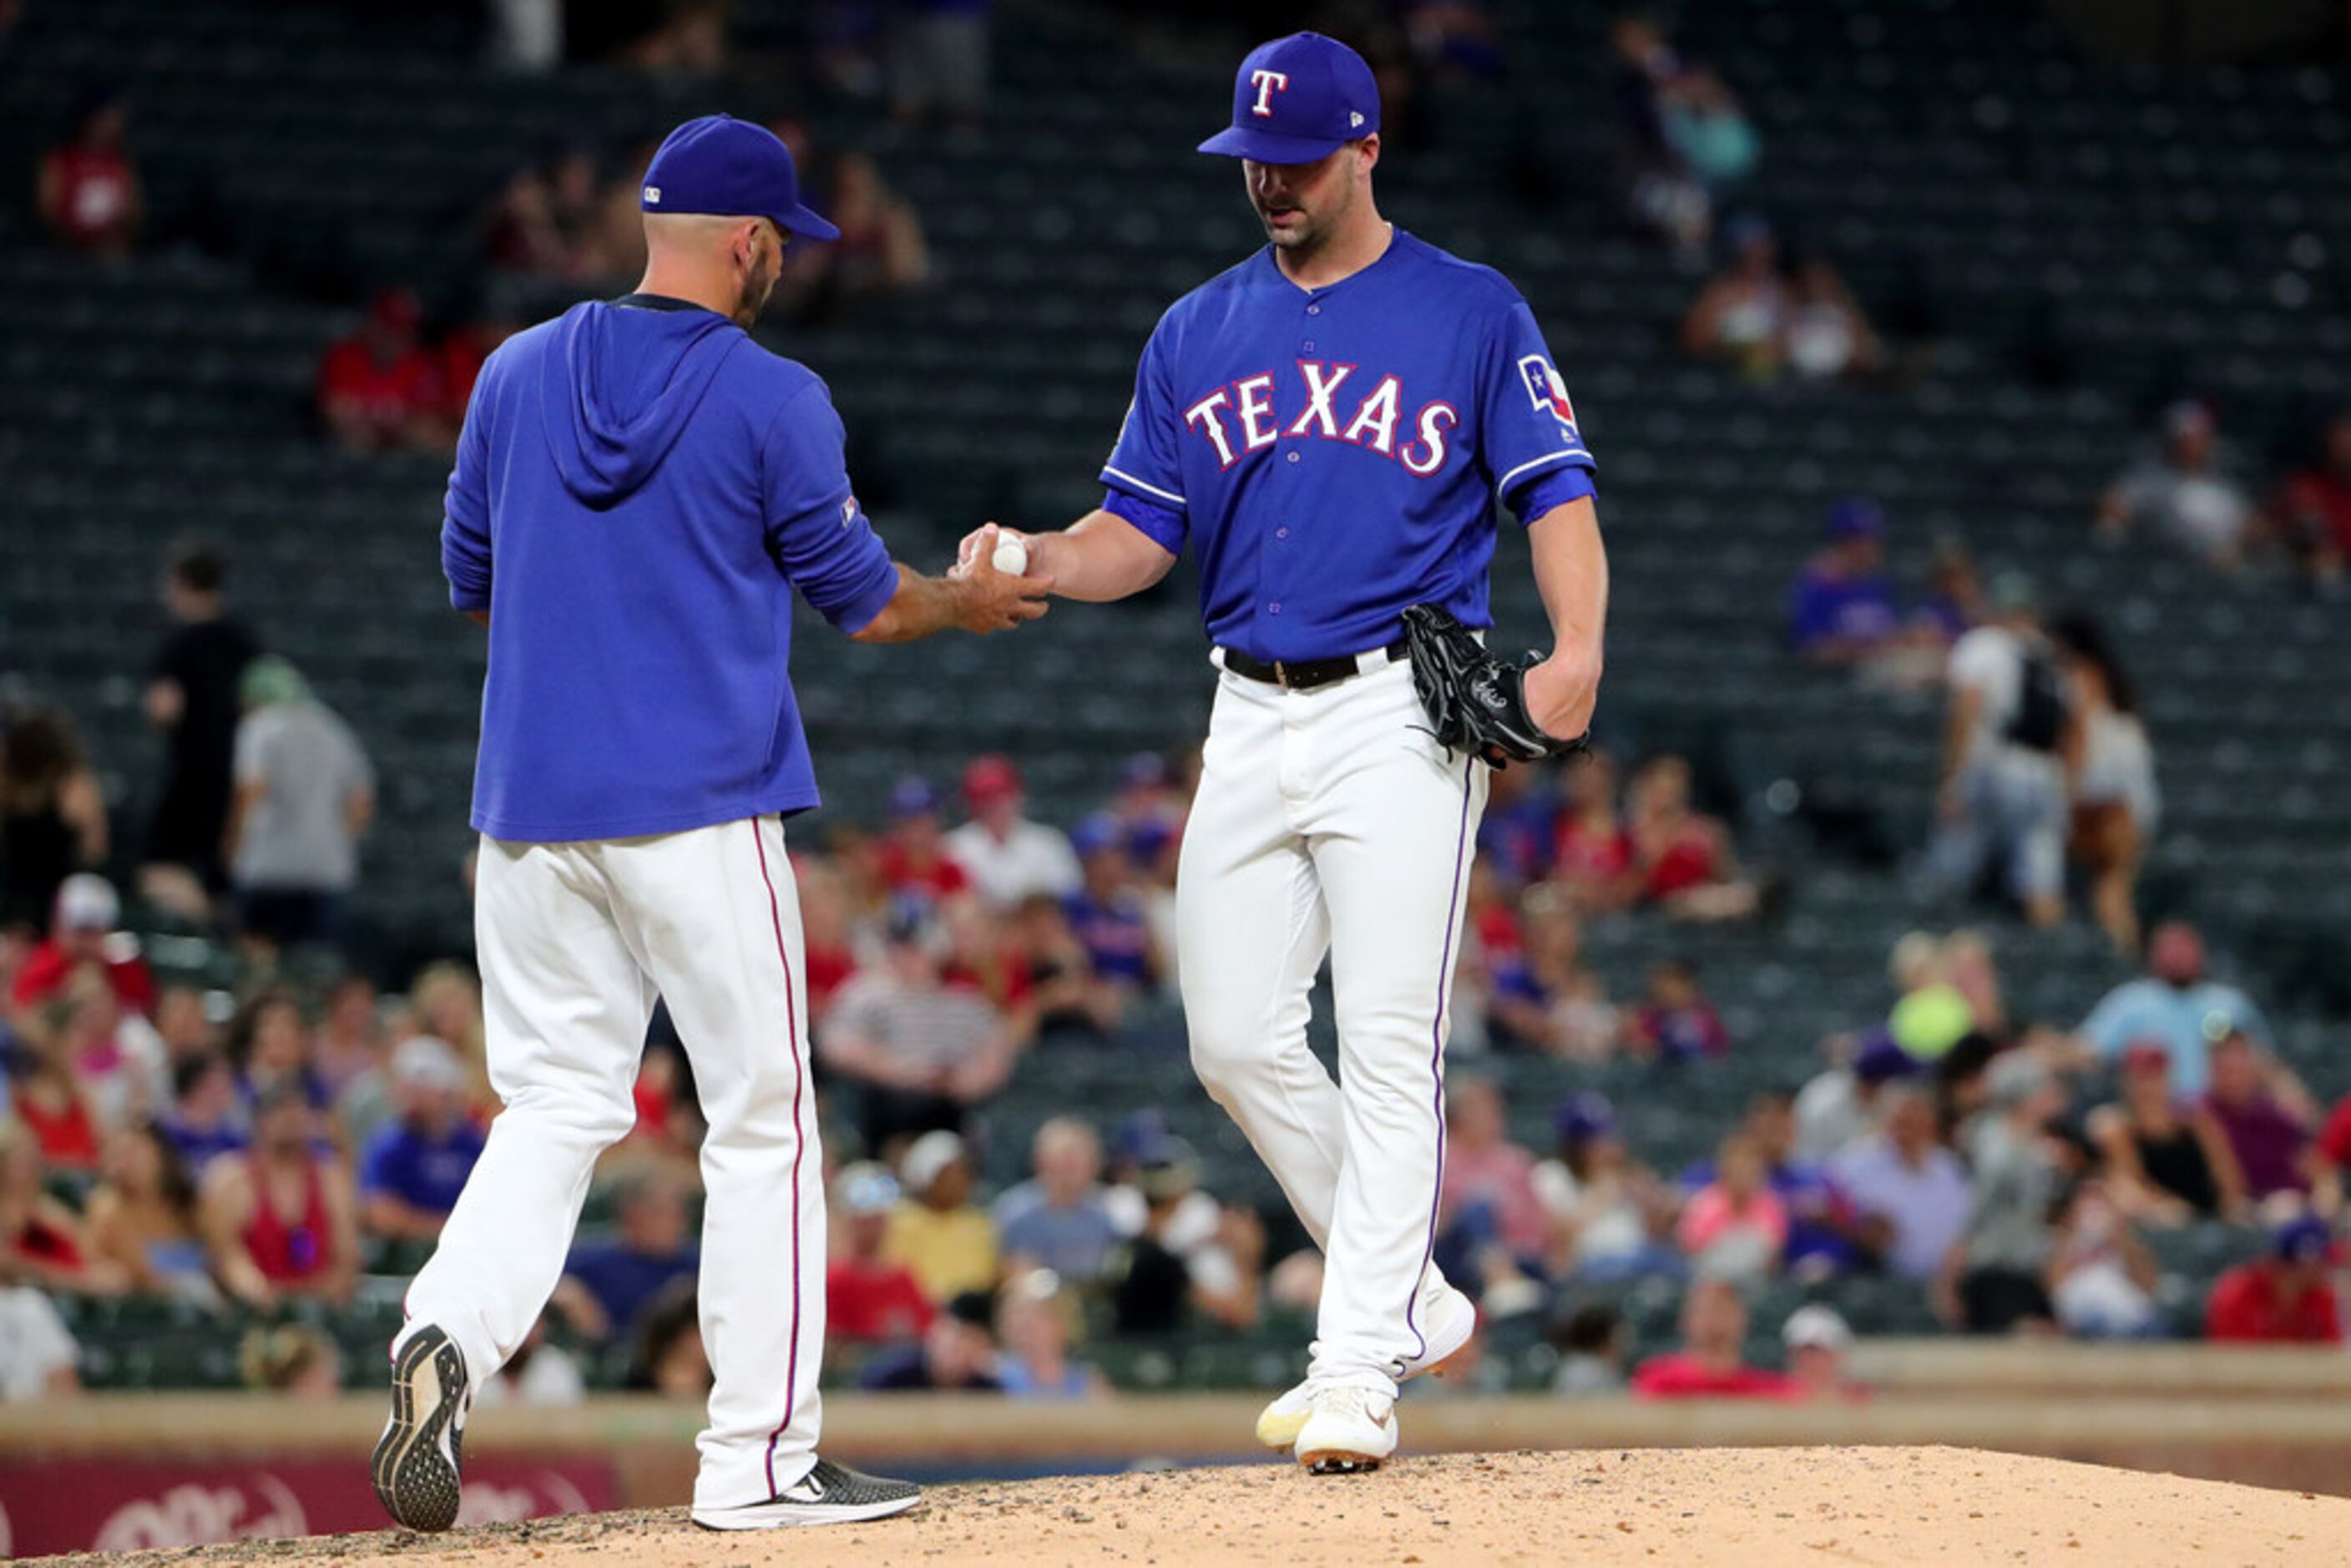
[1518,354,1578,433]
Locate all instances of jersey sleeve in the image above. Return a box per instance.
[1097,319,1191,555]
[760,380,902,635]
[1479,298,1598,524]
[441,352,497,612]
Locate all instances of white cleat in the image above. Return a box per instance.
[1292,1384,1400,1475]
[1254,1285,1475,1450]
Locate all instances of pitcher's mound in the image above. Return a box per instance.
[33,1446,2351,1566]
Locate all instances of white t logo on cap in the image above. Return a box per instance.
[1250,68,1290,116]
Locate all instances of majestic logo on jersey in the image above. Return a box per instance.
[1182,362,1455,478]
[1249,69,1290,116]
[1519,355,1576,432]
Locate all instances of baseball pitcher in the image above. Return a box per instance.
[958,33,1607,1472]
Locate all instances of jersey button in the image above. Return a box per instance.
[1268,601,1282,614]
[1306,304,1321,316]
[1277,527,1290,539]
[1302,340,1315,352]
[1285,450,1300,464]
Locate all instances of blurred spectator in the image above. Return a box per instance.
[992,1117,1120,1283]
[1532,1092,1681,1281]
[7,987,107,1171]
[1675,1133,1787,1282]
[1943,1053,2062,1334]
[486,0,562,71]
[316,289,443,454]
[313,974,382,1098]
[885,1129,998,1304]
[1629,1278,1794,1398]
[1006,893,1125,1043]
[618,0,728,72]
[2087,1044,2244,1223]
[1476,761,1557,891]
[2049,615,2157,955]
[1628,756,1764,921]
[1787,500,1902,668]
[2,1115,119,1290]
[1061,815,1161,993]
[1658,66,1757,190]
[786,152,933,326]
[1628,959,1730,1061]
[2269,407,2351,592]
[0,1286,80,1399]
[1487,886,1618,1060]
[1794,1033,1916,1163]
[159,1050,245,1170]
[36,89,142,256]
[1,706,108,935]
[1828,1084,1969,1282]
[890,0,992,130]
[2199,1031,2317,1203]
[195,1082,359,1308]
[857,1289,1002,1391]
[821,902,1019,1151]
[357,1037,483,1245]
[2046,1184,2161,1339]
[141,544,258,909]
[1105,751,1185,882]
[230,990,326,1124]
[1550,751,1641,915]
[629,1283,712,1399]
[430,305,518,428]
[9,873,155,1018]
[796,857,864,1024]
[1927,574,2067,929]
[1728,1090,1867,1277]
[239,1322,342,1399]
[2203,1214,2343,1344]
[410,960,490,1106]
[1781,258,1883,382]
[945,756,1080,910]
[1914,537,1986,643]
[996,1267,1106,1400]
[1546,1301,1629,1394]
[1781,1304,1858,1399]
[225,658,374,952]
[938,891,1032,1014]
[1681,216,1785,380]
[1609,15,1711,256]
[1435,1075,1550,1297]
[555,1171,697,1345]
[473,1315,587,1408]
[2077,923,2270,1099]
[827,1163,933,1345]
[151,984,218,1062]
[877,778,971,904]
[85,1122,211,1300]
[2097,400,2253,569]
[1108,1136,1261,1334]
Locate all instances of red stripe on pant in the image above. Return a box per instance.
[751,817,807,1497]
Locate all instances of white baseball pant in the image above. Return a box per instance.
[1177,653,1488,1392]
[400,817,825,1511]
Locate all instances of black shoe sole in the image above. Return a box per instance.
[1300,1450,1385,1476]
[372,1327,468,1532]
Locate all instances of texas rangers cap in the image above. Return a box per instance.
[640,114,840,241]
[1198,32,1381,163]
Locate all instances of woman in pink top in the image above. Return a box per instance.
[1437,1076,1550,1263]
[1676,1135,1788,1282]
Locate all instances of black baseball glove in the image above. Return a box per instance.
[1400,604,1590,769]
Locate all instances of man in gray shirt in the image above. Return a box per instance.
[1943,1052,2063,1333]
[225,656,373,949]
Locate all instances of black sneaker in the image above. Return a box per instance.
[372,1326,470,1532]
[690,1458,924,1530]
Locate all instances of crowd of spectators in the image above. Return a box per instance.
[2099,399,2351,597]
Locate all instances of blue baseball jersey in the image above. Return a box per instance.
[1099,230,1597,663]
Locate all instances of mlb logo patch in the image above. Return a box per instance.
[1518,355,1576,431]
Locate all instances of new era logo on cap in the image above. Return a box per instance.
[644,185,661,204]
[1200,33,1381,164]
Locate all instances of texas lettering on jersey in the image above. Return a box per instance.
[1181,362,1460,477]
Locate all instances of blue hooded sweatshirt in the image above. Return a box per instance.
[442,296,899,842]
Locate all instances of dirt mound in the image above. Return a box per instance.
[32,1446,2351,1566]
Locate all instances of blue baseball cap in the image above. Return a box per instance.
[1828,498,1886,539]
[1199,33,1380,164]
[887,776,938,819]
[1071,812,1125,861]
[640,114,839,242]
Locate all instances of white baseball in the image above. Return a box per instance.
[990,533,1029,576]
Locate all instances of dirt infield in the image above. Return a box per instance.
[32,1445,2351,1567]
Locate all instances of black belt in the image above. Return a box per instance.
[1219,639,1409,692]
